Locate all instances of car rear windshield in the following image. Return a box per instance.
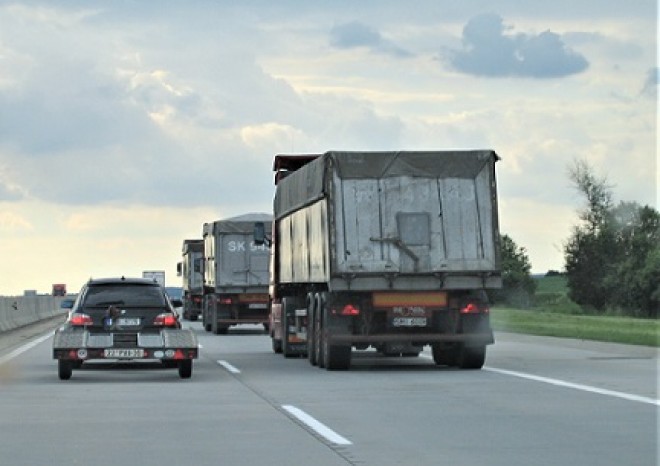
[83,284,167,307]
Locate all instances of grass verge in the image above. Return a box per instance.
[490,307,659,347]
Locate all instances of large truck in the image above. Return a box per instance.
[177,239,204,321]
[142,270,165,287]
[255,150,502,370]
[202,213,273,334]
[52,284,67,296]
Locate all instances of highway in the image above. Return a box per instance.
[0,320,657,466]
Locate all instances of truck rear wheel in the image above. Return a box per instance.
[321,302,350,371]
[281,298,294,358]
[307,294,318,366]
[272,338,282,353]
[323,339,351,370]
[432,343,458,367]
[457,345,486,369]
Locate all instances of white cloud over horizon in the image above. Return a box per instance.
[0,0,656,295]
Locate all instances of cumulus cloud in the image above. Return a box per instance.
[446,13,588,78]
[329,21,412,58]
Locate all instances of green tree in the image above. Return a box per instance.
[491,234,536,308]
[564,160,660,316]
[564,160,615,311]
[607,203,660,317]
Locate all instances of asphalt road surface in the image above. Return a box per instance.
[0,319,657,466]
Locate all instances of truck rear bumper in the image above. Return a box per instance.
[326,332,494,346]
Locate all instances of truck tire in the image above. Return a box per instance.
[58,360,73,380]
[457,345,486,369]
[321,302,351,370]
[307,294,317,366]
[178,360,193,379]
[281,298,294,358]
[272,337,282,353]
[432,343,458,367]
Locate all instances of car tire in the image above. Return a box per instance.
[178,360,193,379]
[58,360,73,380]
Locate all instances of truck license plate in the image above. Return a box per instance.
[392,317,427,327]
[104,349,145,358]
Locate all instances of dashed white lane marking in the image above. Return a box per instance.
[484,367,660,407]
[420,353,658,406]
[0,332,53,365]
[217,360,241,374]
[282,405,353,445]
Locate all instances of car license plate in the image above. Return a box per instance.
[104,349,145,358]
[116,318,140,326]
[248,303,267,309]
[392,317,427,327]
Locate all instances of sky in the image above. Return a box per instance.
[0,0,657,295]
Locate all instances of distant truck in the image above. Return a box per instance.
[202,213,273,334]
[177,239,204,321]
[142,270,165,287]
[255,150,502,370]
[52,284,67,296]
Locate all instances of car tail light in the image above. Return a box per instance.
[220,298,232,305]
[154,313,179,327]
[69,313,93,326]
[460,303,489,314]
[340,304,360,316]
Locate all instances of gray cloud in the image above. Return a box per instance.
[641,67,658,98]
[330,21,412,58]
[447,13,588,78]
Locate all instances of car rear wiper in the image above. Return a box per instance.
[90,300,125,306]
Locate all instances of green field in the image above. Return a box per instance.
[490,307,659,347]
[491,275,659,347]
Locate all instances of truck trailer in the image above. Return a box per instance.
[202,213,273,334]
[256,150,502,370]
[177,239,204,321]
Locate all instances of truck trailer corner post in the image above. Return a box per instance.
[180,239,204,321]
[262,150,502,370]
[201,213,273,335]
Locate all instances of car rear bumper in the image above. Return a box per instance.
[52,328,199,361]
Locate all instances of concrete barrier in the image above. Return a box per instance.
[0,295,72,333]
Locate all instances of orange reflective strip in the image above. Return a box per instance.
[372,292,447,308]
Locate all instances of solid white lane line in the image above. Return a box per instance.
[282,405,353,446]
[217,360,241,374]
[420,353,658,406]
[0,332,53,365]
[484,367,660,407]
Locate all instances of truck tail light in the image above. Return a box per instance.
[69,313,93,326]
[154,313,179,327]
[460,303,489,314]
[341,304,360,316]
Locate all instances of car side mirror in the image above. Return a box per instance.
[171,299,183,308]
[254,222,271,247]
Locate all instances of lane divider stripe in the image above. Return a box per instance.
[282,404,352,445]
[217,360,241,374]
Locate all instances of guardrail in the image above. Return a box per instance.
[0,295,71,332]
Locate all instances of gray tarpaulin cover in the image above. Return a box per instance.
[203,213,273,235]
[274,150,498,219]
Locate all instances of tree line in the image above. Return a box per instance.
[494,160,659,318]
